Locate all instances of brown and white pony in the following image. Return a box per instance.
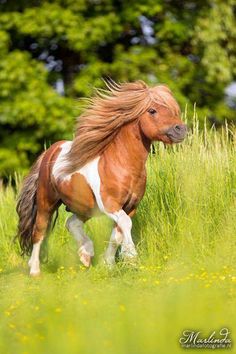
[16,80,187,275]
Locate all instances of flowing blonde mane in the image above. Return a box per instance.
[64,80,180,173]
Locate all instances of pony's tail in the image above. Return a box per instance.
[16,152,45,256]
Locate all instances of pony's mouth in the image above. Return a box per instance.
[166,124,187,143]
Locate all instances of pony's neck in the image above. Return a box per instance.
[108,121,151,168]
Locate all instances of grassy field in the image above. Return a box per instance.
[0,119,236,354]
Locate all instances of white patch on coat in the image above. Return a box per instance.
[52,141,105,212]
[52,141,72,180]
[79,157,105,212]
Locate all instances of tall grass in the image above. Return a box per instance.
[0,118,235,354]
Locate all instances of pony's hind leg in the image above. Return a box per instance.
[66,214,94,267]
[104,226,123,265]
[28,211,52,276]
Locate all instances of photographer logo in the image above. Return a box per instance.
[179,328,232,349]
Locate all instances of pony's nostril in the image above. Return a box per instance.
[174,124,187,133]
[174,125,181,131]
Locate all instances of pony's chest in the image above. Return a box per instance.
[99,156,147,212]
[124,174,147,208]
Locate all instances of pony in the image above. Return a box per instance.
[16,80,187,276]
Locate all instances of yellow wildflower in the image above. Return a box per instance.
[119,304,126,312]
[55,308,62,313]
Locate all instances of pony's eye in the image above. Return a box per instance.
[148,108,157,115]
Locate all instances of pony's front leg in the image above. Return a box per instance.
[104,226,123,265]
[108,210,137,259]
[66,214,94,267]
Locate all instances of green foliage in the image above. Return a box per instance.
[0,125,236,353]
[0,0,236,176]
[0,50,76,175]
[194,0,236,83]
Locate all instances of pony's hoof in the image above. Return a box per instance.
[122,256,138,265]
[120,248,138,266]
[120,245,138,260]
[79,252,92,267]
[103,256,115,267]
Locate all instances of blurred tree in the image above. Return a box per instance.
[0,0,235,176]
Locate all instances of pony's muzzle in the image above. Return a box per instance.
[166,124,187,143]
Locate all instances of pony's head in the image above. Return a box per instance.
[136,83,187,144]
[66,80,187,172]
